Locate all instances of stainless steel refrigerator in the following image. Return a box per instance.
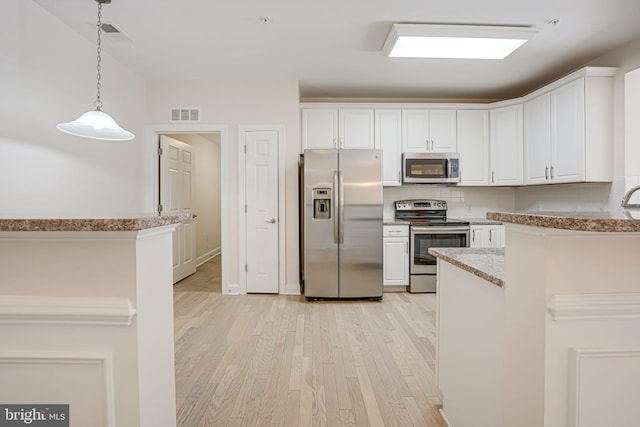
[302,149,383,299]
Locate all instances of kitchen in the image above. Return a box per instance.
[2,0,640,426]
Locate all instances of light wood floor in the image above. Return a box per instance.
[173,257,446,426]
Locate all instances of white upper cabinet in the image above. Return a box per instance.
[301,108,374,150]
[375,109,402,186]
[402,109,457,153]
[549,78,586,183]
[339,109,375,149]
[523,70,615,185]
[524,93,552,185]
[302,108,338,149]
[489,104,523,186]
[457,110,489,186]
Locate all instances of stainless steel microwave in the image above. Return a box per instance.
[402,153,460,184]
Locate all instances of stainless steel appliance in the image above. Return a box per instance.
[402,152,460,184]
[301,149,383,299]
[395,199,469,293]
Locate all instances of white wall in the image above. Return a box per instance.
[169,133,222,262]
[145,80,300,290]
[0,0,146,218]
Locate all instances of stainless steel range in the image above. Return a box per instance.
[395,199,470,293]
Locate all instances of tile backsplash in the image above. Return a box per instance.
[383,177,635,220]
[383,185,516,220]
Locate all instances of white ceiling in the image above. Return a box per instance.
[33,0,640,100]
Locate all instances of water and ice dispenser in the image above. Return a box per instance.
[312,188,332,220]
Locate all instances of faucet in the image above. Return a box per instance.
[621,185,640,208]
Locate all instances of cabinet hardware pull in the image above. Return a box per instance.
[489,229,493,242]
[545,166,549,180]
[472,229,476,242]
[550,166,554,179]
[491,171,495,184]
[405,242,409,254]
[333,138,337,148]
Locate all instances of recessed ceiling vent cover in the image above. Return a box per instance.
[170,108,201,122]
[100,23,120,33]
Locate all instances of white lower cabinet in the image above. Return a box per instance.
[470,225,505,248]
[383,225,409,290]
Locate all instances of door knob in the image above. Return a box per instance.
[264,218,277,224]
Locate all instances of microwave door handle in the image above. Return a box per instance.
[333,171,339,244]
[447,159,452,178]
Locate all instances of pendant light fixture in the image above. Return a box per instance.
[57,0,134,141]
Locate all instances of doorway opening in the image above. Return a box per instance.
[147,124,228,292]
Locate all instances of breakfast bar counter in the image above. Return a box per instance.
[0,214,191,427]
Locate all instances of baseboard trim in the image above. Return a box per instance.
[439,408,453,427]
[282,282,301,296]
[196,246,221,267]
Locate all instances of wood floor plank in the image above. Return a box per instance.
[173,257,447,427]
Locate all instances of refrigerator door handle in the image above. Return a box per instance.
[333,170,339,244]
[338,170,345,244]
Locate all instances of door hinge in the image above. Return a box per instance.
[245,204,247,213]
[158,204,163,214]
[158,146,163,156]
[245,264,248,272]
[244,145,247,154]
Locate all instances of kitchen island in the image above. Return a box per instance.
[0,215,191,427]
[432,211,640,427]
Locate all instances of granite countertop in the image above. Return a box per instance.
[0,213,193,232]
[428,247,505,287]
[487,211,640,233]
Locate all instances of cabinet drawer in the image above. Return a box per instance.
[383,225,409,237]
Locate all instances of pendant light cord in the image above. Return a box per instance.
[94,1,103,111]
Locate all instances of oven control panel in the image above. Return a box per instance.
[395,199,447,211]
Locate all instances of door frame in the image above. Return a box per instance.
[238,125,286,294]
[145,124,229,292]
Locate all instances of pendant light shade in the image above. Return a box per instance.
[56,0,134,141]
[57,109,134,141]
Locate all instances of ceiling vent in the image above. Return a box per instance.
[100,23,120,33]
[170,108,201,122]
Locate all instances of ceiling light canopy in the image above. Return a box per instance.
[382,24,538,60]
[56,0,134,141]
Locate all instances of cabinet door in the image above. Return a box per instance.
[490,104,523,186]
[302,109,338,150]
[470,226,488,248]
[375,109,402,186]
[457,110,489,185]
[383,237,409,286]
[550,78,585,183]
[470,225,504,247]
[339,109,375,149]
[524,94,551,185]
[402,110,430,152]
[429,110,457,152]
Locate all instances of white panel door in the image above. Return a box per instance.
[551,78,585,183]
[245,130,279,293]
[402,109,430,152]
[160,135,196,284]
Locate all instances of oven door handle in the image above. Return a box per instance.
[411,226,470,233]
